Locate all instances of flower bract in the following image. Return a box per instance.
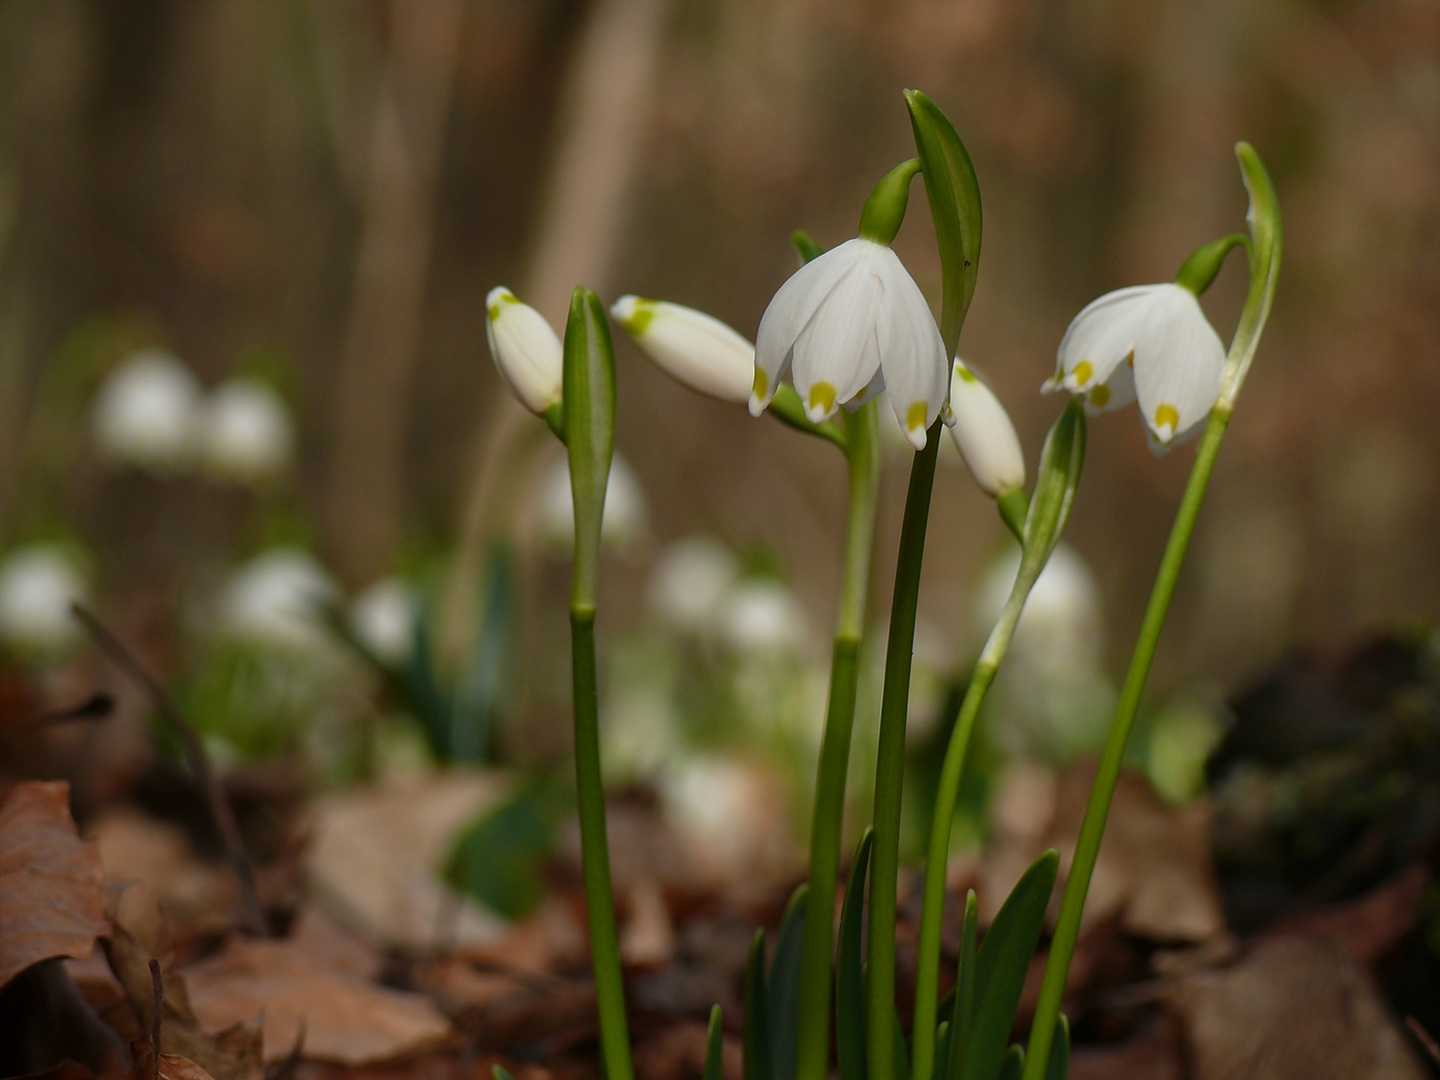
[948,359,1025,497]
[485,286,563,416]
[751,237,948,450]
[1044,282,1224,452]
[611,296,754,405]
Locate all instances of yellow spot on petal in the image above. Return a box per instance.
[906,401,929,432]
[752,368,769,400]
[1154,403,1180,435]
[1072,360,1094,387]
[1090,385,1111,409]
[487,304,500,321]
[1125,351,1135,369]
[808,381,837,416]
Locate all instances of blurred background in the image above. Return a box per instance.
[0,0,1437,845]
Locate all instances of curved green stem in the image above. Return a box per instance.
[1020,408,1228,1080]
[795,403,881,1080]
[868,420,944,1080]
[572,608,635,1080]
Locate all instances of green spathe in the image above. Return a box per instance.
[563,288,617,613]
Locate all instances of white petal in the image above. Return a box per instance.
[790,261,883,423]
[875,248,948,449]
[1130,284,1225,445]
[612,296,754,405]
[1053,284,1170,397]
[752,240,863,415]
[487,287,563,416]
[1081,354,1137,416]
[948,360,1025,497]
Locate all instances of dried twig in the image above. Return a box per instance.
[16,691,115,733]
[71,603,270,937]
[1407,1016,1440,1068]
[149,958,164,1080]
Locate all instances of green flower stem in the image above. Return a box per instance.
[795,402,882,1080]
[868,419,944,1080]
[1019,408,1228,1080]
[571,608,635,1080]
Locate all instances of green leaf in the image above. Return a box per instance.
[562,287,617,612]
[768,885,808,1080]
[958,851,1058,1080]
[904,90,982,358]
[493,1067,519,1080]
[996,1047,1024,1080]
[893,1002,911,1080]
[443,782,557,919]
[836,828,874,1080]
[706,1005,725,1080]
[943,891,978,1080]
[745,929,773,1080]
[1044,1015,1068,1080]
[449,542,516,762]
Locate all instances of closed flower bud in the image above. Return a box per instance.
[611,296,754,405]
[948,359,1025,498]
[485,287,563,417]
[0,545,88,656]
[200,378,294,485]
[93,350,202,474]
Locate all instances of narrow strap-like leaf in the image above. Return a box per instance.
[893,1000,911,1080]
[706,1005,725,1080]
[1044,1016,1068,1080]
[943,891,978,1080]
[768,885,809,1080]
[746,929,773,1080]
[996,1046,1024,1080]
[959,852,1058,1080]
[837,828,875,1080]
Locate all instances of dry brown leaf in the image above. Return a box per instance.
[0,781,109,989]
[130,1040,218,1080]
[1166,935,1427,1080]
[181,934,453,1066]
[101,920,263,1080]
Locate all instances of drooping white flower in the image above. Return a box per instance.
[485,287,563,417]
[92,350,202,474]
[348,577,416,665]
[611,296,754,405]
[719,579,810,655]
[751,238,949,450]
[948,359,1025,498]
[200,378,294,485]
[219,548,337,651]
[0,545,87,655]
[647,536,740,634]
[538,453,648,552]
[1043,282,1224,452]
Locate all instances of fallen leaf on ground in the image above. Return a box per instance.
[0,782,109,989]
[182,933,454,1065]
[1166,935,1427,1080]
[130,1041,218,1080]
[303,771,510,951]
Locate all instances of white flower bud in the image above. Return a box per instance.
[647,536,740,635]
[610,296,754,405]
[0,545,87,656]
[200,378,294,485]
[719,580,810,655]
[948,359,1025,497]
[219,548,337,651]
[348,577,415,665]
[92,350,202,474]
[485,287,562,416]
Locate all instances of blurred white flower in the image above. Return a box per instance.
[485,286,563,417]
[348,577,415,665]
[973,542,1103,674]
[200,378,294,486]
[92,350,202,474]
[219,548,337,650]
[647,537,740,634]
[611,296,754,405]
[752,237,948,449]
[719,579,810,655]
[0,545,87,655]
[948,359,1025,498]
[601,686,682,786]
[658,755,798,880]
[539,453,648,552]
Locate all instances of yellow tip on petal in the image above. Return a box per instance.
[1154,403,1180,438]
[906,400,929,432]
[1072,360,1094,387]
[954,363,978,384]
[618,297,655,336]
[807,381,837,421]
[1090,385,1111,409]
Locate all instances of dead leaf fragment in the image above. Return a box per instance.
[182,934,453,1065]
[0,782,108,989]
[130,1041,218,1080]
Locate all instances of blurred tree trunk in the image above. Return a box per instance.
[325,0,462,584]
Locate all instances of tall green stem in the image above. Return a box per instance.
[795,404,881,1080]
[1020,408,1228,1079]
[571,609,635,1080]
[868,420,943,1080]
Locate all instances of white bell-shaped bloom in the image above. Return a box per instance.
[485,287,563,416]
[348,577,415,665]
[92,350,202,474]
[0,545,87,656]
[948,360,1025,498]
[1044,282,1224,452]
[751,238,948,450]
[538,453,648,552]
[719,579,810,655]
[611,296,754,405]
[647,536,740,635]
[219,548,337,651]
[200,378,294,485]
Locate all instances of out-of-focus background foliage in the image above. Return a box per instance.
[0,0,1437,819]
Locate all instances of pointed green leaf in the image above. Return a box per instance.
[904,90,982,358]
[893,1002,911,1080]
[494,1067,518,1080]
[996,1047,1024,1080]
[837,828,874,1080]
[746,929,773,1080]
[959,852,1058,1080]
[944,891,978,1080]
[1045,1015,1068,1080]
[936,1021,951,1080]
[791,230,825,265]
[706,1005,725,1080]
[443,783,556,919]
[768,885,808,1080]
[563,287,617,612]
